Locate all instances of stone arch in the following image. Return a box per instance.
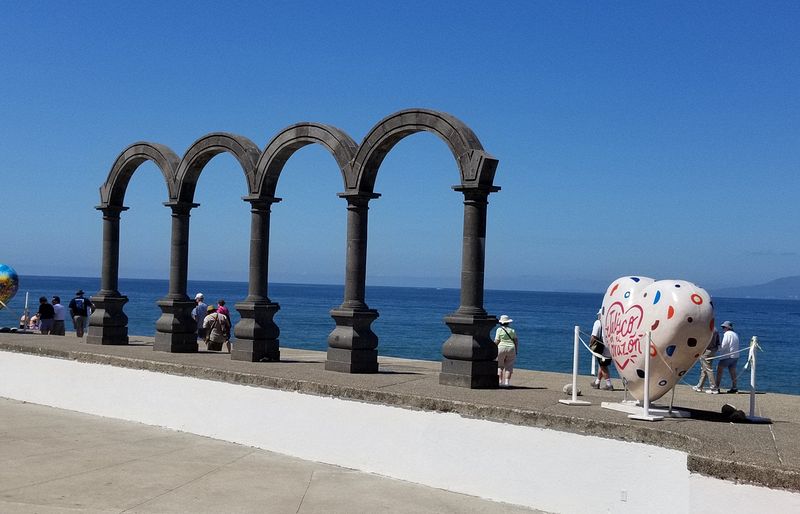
[99,142,180,207]
[255,122,357,198]
[89,142,179,347]
[153,133,261,354]
[175,132,261,204]
[351,108,498,193]
[331,109,501,387]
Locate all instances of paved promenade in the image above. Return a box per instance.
[1,332,799,498]
[0,397,537,513]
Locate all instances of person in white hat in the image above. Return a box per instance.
[494,314,519,387]
[191,293,208,340]
[714,321,740,394]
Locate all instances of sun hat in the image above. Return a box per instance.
[195,293,204,300]
[206,305,216,313]
[498,314,513,324]
[721,321,734,329]
[75,289,84,296]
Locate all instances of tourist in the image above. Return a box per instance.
[192,293,208,340]
[51,296,66,336]
[68,289,94,338]
[714,321,740,394]
[494,314,518,387]
[590,309,613,391]
[216,299,230,318]
[693,329,719,393]
[203,305,231,352]
[36,296,55,335]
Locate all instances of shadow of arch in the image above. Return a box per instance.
[88,142,180,346]
[229,123,358,363]
[154,133,261,354]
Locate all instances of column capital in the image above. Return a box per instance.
[451,184,501,201]
[242,194,282,210]
[338,191,381,208]
[163,200,200,215]
[95,204,130,218]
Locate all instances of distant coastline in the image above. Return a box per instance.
[9,273,800,300]
[711,275,800,300]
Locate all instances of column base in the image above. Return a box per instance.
[154,297,197,353]
[231,339,280,362]
[325,347,378,373]
[153,332,199,353]
[439,358,498,388]
[439,311,498,388]
[326,308,379,374]
[233,300,280,362]
[86,292,129,345]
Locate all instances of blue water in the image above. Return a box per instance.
[2,276,798,395]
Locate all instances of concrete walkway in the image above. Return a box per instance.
[0,398,538,513]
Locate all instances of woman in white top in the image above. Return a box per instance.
[494,314,519,387]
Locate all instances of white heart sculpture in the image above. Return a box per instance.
[601,276,715,402]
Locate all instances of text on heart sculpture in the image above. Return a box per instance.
[601,276,715,402]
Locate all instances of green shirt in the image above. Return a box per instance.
[494,325,517,349]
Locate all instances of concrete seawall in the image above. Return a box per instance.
[1,333,799,513]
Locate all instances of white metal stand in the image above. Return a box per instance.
[746,336,771,423]
[601,331,692,421]
[560,325,591,406]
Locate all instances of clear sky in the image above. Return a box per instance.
[1,1,797,293]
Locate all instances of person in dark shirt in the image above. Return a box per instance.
[68,289,94,338]
[37,296,55,335]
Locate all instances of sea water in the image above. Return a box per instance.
[2,275,797,395]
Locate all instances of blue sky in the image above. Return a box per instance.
[1,1,798,292]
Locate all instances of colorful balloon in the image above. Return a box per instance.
[601,276,715,402]
[0,263,20,307]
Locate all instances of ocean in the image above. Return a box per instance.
[2,275,798,395]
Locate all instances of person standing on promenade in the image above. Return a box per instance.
[216,299,232,351]
[36,297,55,335]
[192,293,207,341]
[715,321,740,394]
[590,309,613,391]
[68,290,94,338]
[203,305,231,352]
[51,296,66,336]
[693,329,719,393]
[494,314,518,387]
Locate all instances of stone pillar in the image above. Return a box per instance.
[440,185,500,388]
[233,196,281,362]
[154,201,199,353]
[326,192,380,373]
[87,205,130,345]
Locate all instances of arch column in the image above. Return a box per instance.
[326,191,380,373]
[154,200,199,353]
[87,205,130,345]
[233,196,281,362]
[440,185,500,388]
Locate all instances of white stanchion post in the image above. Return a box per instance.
[590,345,596,376]
[749,336,757,417]
[629,331,663,421]
[560,325,591,406]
